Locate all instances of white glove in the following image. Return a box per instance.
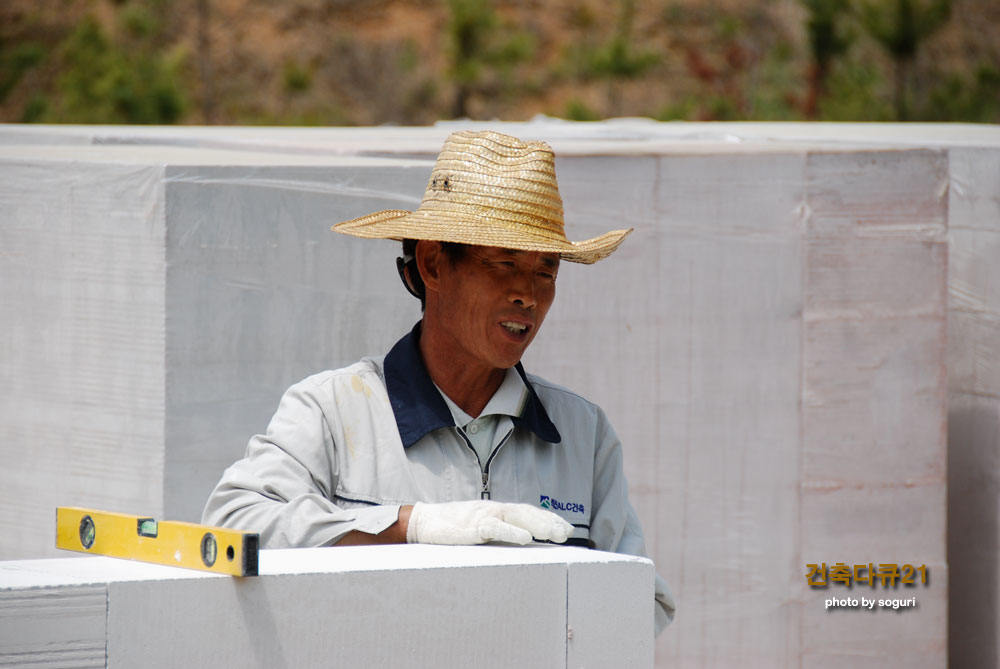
[405,500,574,546]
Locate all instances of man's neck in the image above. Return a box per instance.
[418,323,505,418]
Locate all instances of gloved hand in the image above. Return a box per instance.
[405,500,574,546]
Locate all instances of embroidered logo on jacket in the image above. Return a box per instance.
[539,495,585,514]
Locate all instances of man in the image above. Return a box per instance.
[202,130,675,634]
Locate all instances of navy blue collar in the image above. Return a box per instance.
[383,322,562,448]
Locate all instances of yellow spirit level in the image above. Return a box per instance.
[56,507,259,576]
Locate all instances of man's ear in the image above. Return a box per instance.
[415,240,443,293]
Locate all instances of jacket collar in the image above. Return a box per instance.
[383,322,562,448]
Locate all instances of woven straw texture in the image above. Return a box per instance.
[332,130,631,264]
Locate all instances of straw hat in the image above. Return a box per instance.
[331,130,631,264]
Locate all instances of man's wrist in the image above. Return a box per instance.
[396,504,413,542]
[335,504,413,546]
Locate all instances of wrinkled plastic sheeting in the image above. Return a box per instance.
[0,145,432,557]
[159,161,430,523]
[947,147,1000,669]
[1,157,168,563]
[523,148,949,668]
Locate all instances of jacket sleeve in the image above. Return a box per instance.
[201,375,400,548]
[588,407,677,636]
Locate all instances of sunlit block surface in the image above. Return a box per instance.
[0,544,653,668]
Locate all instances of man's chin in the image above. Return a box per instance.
[495,340,533,368]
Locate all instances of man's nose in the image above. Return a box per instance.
[508,270,537,308]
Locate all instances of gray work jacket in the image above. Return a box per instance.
[203,325,675,634]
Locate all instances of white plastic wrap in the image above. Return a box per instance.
[1,156,168,564]
[946,146,1000,669]
[0,145,432,545]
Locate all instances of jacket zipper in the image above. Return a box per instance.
[481,431,513,500]
[455,426,513,500]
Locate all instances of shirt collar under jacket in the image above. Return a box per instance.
[383,322,562,448]
[436,366,527,428]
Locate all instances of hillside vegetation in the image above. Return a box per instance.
[1,0,998,125]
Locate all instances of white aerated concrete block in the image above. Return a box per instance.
[0,582,106,667]
[0,545,654,668]
[529,146,948,668]
[1,158,167,564]
[799,150,948,668]
[567,558,655,666]
[0,146,430,559]
[946,146,1000,669]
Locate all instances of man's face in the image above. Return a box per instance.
[426,244,559,372]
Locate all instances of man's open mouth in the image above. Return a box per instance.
[501,321,529,335]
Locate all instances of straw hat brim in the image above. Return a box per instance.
[333,210,632,265]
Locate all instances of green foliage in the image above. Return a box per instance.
[0,41,46,103]
[799,0,853,117]
[608,0,659,80]
[493,31,534,67]
[445,0,535,117]
[564,99,601,121]
[283,62,312,94]
[2,1,994,126]
[47,12,187,124]
[747,42,804,120]
[655,98,696,121]
[654,38,804,122]
[397,40,421,72]
[923,63,1000,122]
[21,95,48,123]
[801,0,852,68]
[817,60,894,120]
[858,0,951,119]
[568,4,599,31]
[588,35,659,80]
[403,78,439,120]
[446,0,533,82]
[54,17,115,122]
[706,94,740,120]
[569,0,659,117]
[715,15,744,41]
[858,0,950,61]
[448,0,496,87]
[120,4,157,39]
[274,105,349,127]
